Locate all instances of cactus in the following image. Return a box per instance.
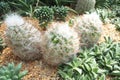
[42,22,80,66]
[75,0,96,14]
[74,12,102,48]
[5,13,43,61]
[52,6,68,21]
[34,6,54,29]
[0,62,27,80]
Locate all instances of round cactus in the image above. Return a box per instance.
[75,0,96,14]
[42,22,80,66]
[74,12,102,48]
[5,13,43,61]
[52,6,68,21]
[34,6,54,29]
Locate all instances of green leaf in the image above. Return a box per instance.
[19,70,28,79]
[99,74,106,80]
[109,70,120,76]
[73,67,82,75]
[0,76,7,80]
[15,63,22,75]
[58,70,71,80]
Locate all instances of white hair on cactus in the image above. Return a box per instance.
[42,22,80,66]
[75,12,102,48]
[5,13,24,27]
[5,14,42,60]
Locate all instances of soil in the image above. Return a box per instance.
[0,16,120,80]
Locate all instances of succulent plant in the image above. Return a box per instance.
[112,18,120,31]
[5,13,43,61]
[34,6,54,29]
[75,0,96,14]
[74,12,102,48]
[0,1,10,19]
[0,62,27,80]
[96,9,111,24]
[42,22,80,66]
[52,6,68,21]
[58,50,105,80]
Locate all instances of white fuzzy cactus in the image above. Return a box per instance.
[75,0,96,14]
[5,13,42,61]
[42,22,80,66]
[74,12,102,48]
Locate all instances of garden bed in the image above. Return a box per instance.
[0,0,119,80]
[0,20,120,79]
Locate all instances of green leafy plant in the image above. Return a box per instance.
[91,37,120,78]
[7,0,38,17]
[96,9,111,24]
[95,0,120,9]
[95,0,120,28]
[58,37,120,80]
[39,0,75,6]
[34,6,54,29]
[0,1,10,20]
[0,62,28,80]
[112,77,120,80]
[52,6,68,21]
[58,49,105,80]
[111,18,120,31]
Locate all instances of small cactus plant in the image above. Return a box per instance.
[34,6,54,29]
[52,6,68,21]
[5,13,43,61]
[0,62,27,80]
[42,22,80,66]
[75,0,96,14]
[74,12,102,48]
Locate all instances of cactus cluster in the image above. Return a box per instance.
[0,62,27,80]
[34,6,54,28]
[34,6,69,29]
[75,0,96,14]
[4,11,103,66]
[52,6,68,21]
[42,22,80,66]
[5,14,43,61]
[74,12,102,48]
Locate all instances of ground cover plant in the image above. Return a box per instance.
[95,0,120,30]
[58,37,120,80]
[0,62,27,80]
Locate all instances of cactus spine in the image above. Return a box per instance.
[74,12,102,48]
[5,14,42,61]
[42,22,80,66]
